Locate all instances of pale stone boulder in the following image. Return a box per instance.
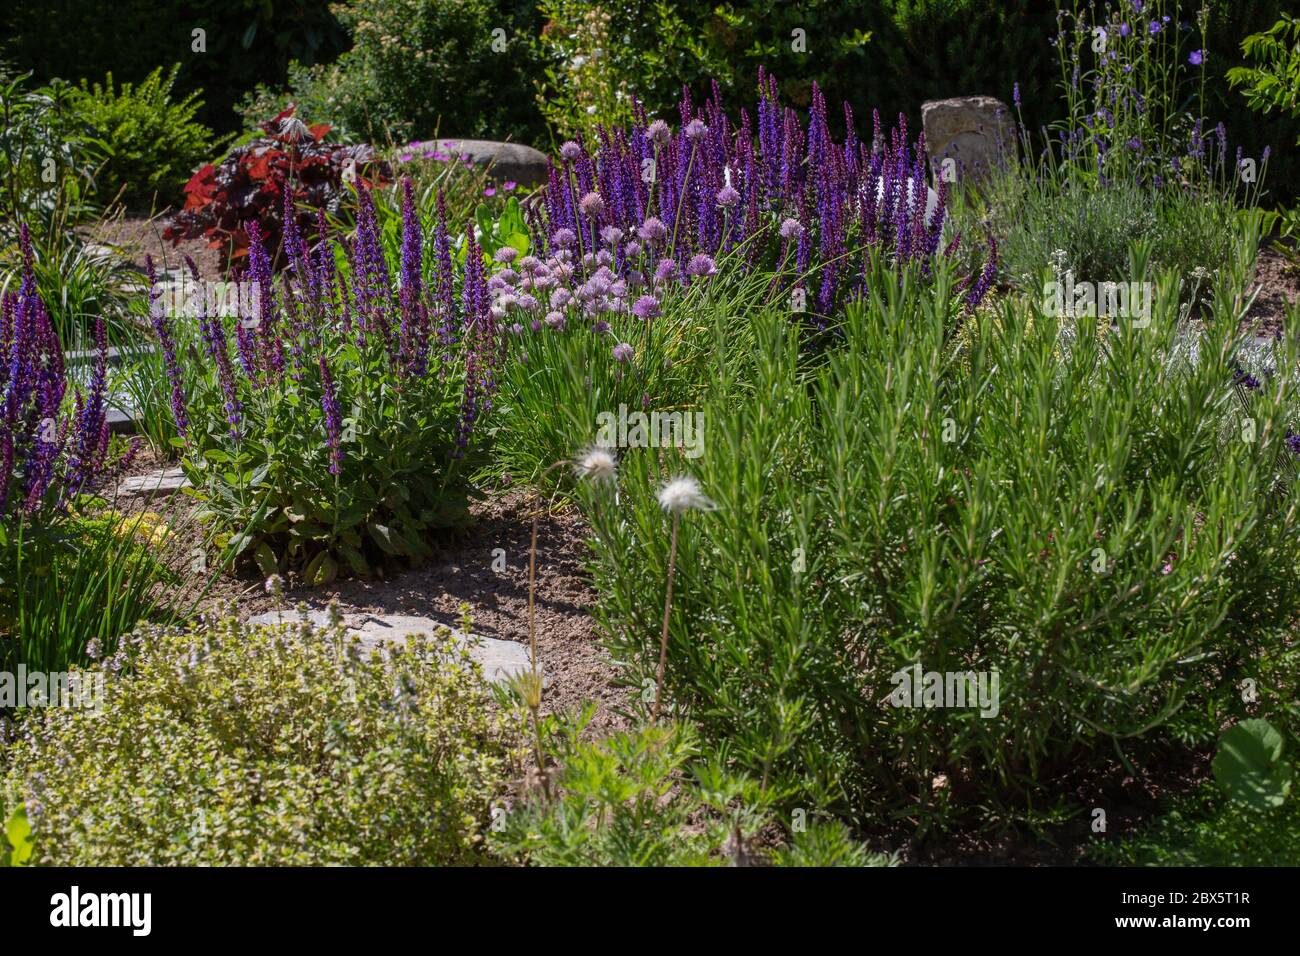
[433,139,549,187]
[921,96,1017,185]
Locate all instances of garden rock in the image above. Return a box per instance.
[921,96,1016,185]
[432,139,549,187]
[116,466,189,500]
[246,609,535,684]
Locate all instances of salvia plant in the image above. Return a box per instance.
[531,70,996,328]
[0,226,121,520]
[0,225,192,674]
[153,181,501,581]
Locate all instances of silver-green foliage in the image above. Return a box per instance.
[1,610,517,865]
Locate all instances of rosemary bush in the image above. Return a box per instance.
[579,245,1300,832]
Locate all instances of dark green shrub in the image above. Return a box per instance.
[0,71,103,244]
[62,65,218,211]
[277,0,545,145]
[1,610,517,865]
[0,0,348,134]
[538,1,1059,139]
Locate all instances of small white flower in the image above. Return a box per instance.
[279,117,311,142]
[574,447,617,482]
[657,476,715,514]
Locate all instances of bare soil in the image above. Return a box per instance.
[191,488,631,736]
[1245,245,1300,338]
[86,211,223,281]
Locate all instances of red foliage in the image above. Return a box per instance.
[163,105,393,270]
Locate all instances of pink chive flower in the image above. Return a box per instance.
[654,259,678,283]
[638,217,667,242]
[612,342,634,363]
[685,254,717,278]
[632,294,661,319]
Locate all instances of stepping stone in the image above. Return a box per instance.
[106,407,139,435]
[116,466,189,500]
[246,609,534,684]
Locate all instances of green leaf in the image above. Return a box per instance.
[4,804,34,866]
[253,542,280,578]
[1212,719,1291,810]
[367,522,406,556]
[303,551,338,586]
[338,542,370,577]
[287,522,331,541]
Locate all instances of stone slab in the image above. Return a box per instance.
[247,609,534,684]
[921,95,1016,185]
[116,466,189,499]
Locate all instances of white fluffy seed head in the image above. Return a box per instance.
[657,475,715,514]
[575,447,618,483]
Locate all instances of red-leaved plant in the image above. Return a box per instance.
[163,105,393,269]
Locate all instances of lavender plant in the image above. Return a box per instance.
[153,181,500,582]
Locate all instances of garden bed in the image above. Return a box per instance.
[5,0,1300,871]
